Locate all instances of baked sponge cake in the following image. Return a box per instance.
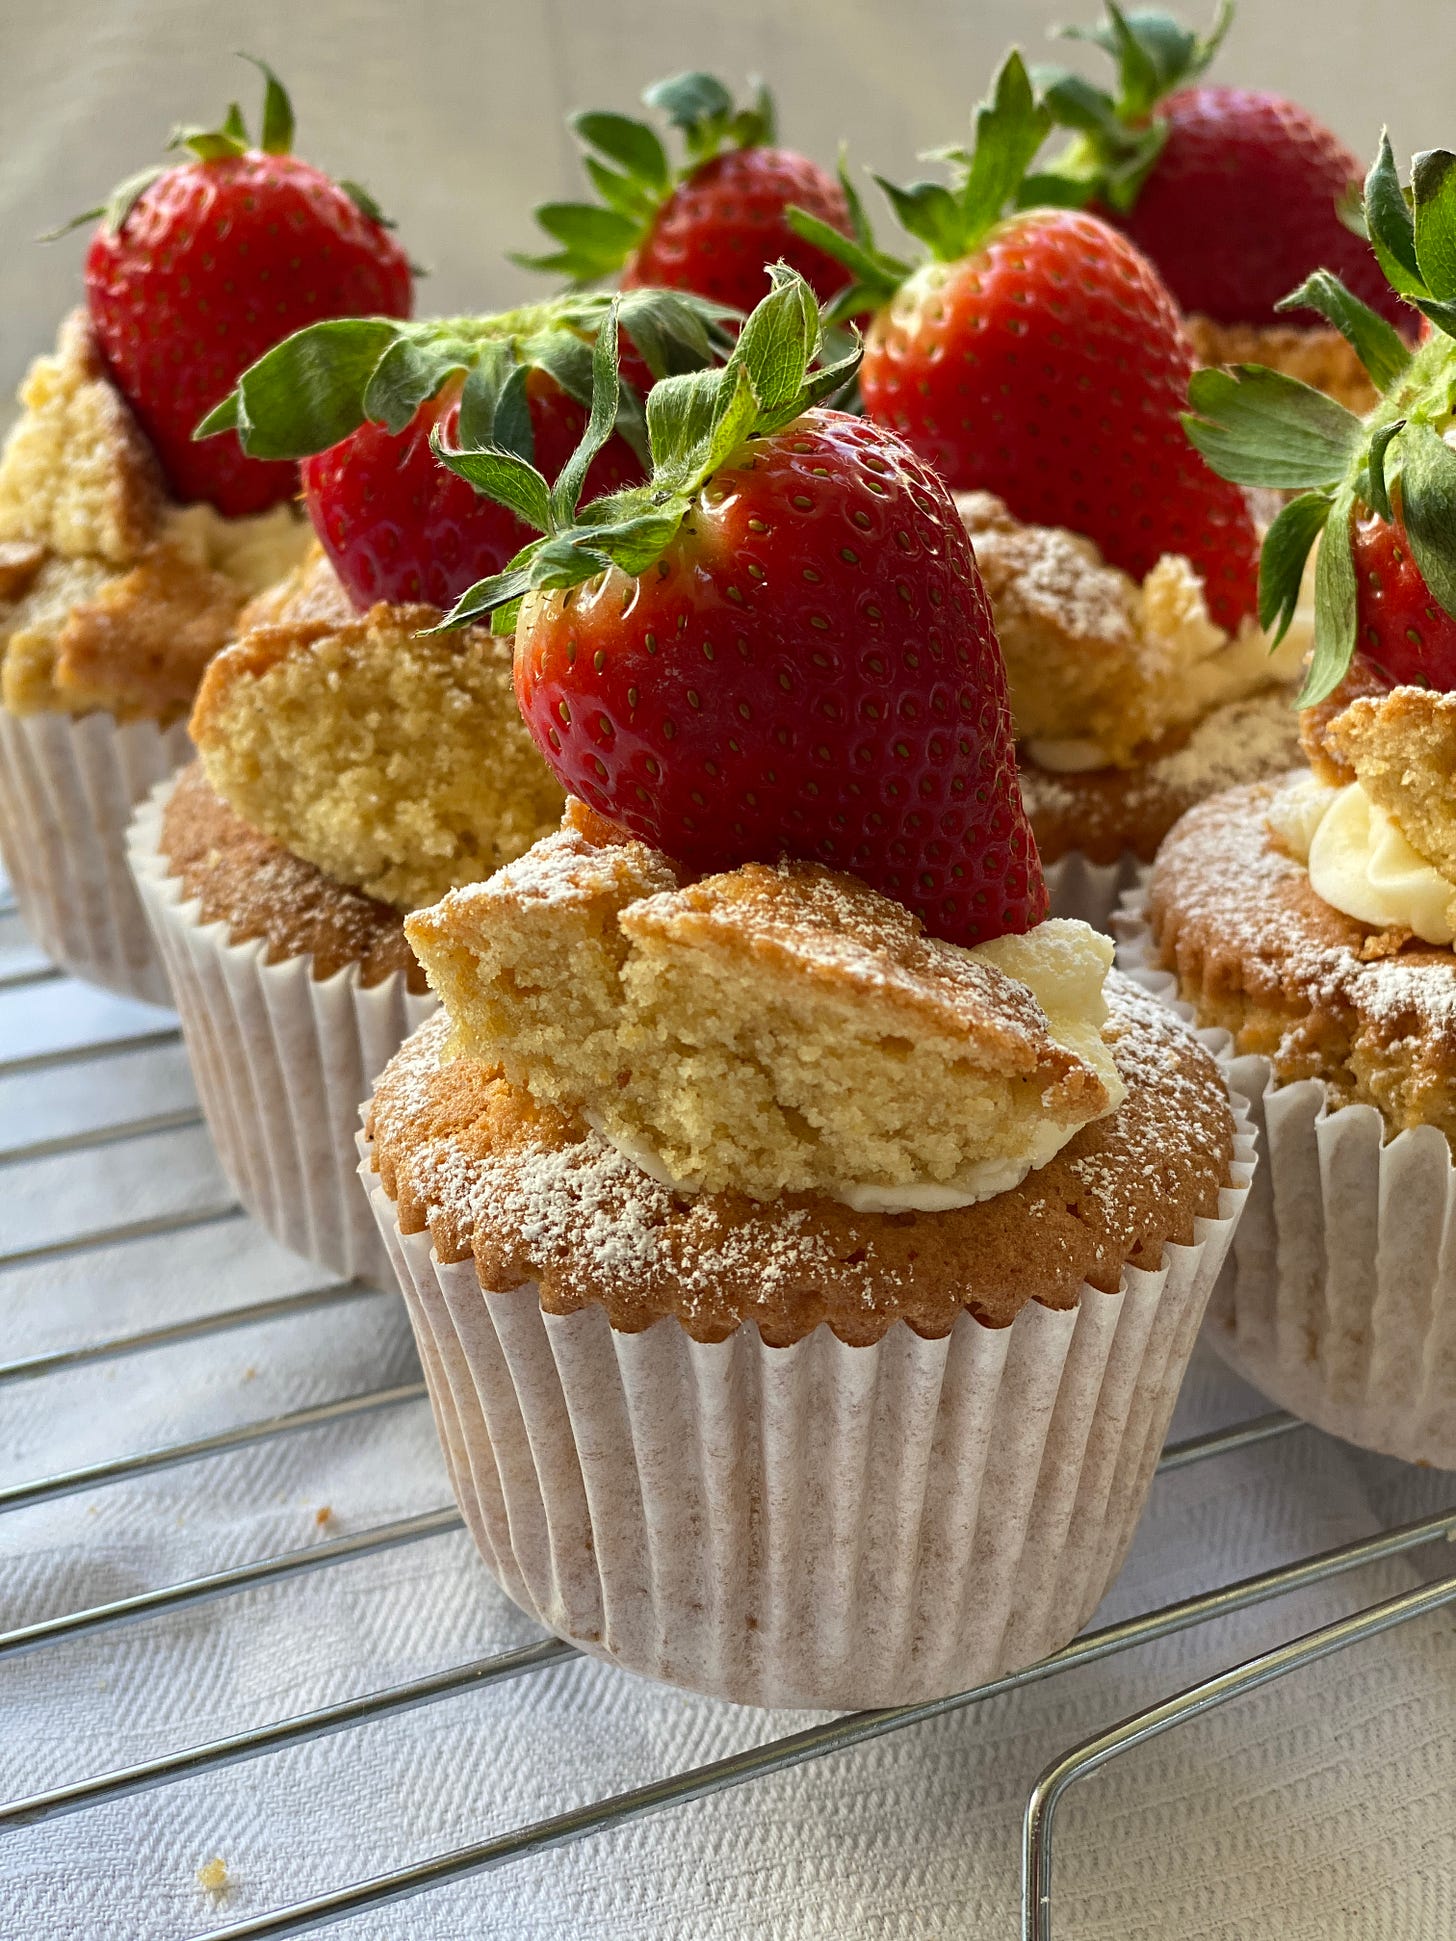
[0,314,305,725]
[129,548,566,1285]
[959,491,1306,911]
[363,806,1249,1703]
[0,314,308,1000]
[1130,680,1456,1467]
[408,804,1121,1208]
[188,550,565,914]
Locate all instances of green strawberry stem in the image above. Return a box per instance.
[431,267,861,633]
[45,55,391,239]
[1033,2,1233,212]
[1182,131,1456,704]
[516,71,781,287]
[785,51,1053,325]
[194,290,737,469]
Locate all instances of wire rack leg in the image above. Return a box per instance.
[1021,1568,1456,1941]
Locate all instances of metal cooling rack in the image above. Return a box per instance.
[3,877,1455,1941]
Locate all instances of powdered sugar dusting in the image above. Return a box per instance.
[1020,691,1302,826]
[1150,776,1456,1047]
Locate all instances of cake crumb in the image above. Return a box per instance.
[196,1858,230,1897]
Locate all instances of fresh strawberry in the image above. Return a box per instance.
[793,54,1260,632]
[1350,498,1456,689]
[517,71,853,316]
[432,273,1048,948]
[205,293,732,610]
[1183,136,1456,704]
[1036,7,1407,330]
[72,59,412,517]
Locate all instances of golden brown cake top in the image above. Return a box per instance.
[158,761,426,990]
[1021,689,1303,866]
[406,812,1123,1208]
[0,313,307,724]
[189,552,566,911]
[365,974,1234,1343]
[959,490,1306,770]
[1147,776,1456,1142]
[1182,314,1379,416]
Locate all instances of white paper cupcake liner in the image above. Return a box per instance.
[0,706,191,1003]
[1042,848,1146,933]
[128,776,435,1284]
[1116,895,1456,1468]
[358,1086,1254,1710]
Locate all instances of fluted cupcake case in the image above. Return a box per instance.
[129,777,435,1285]
[359,1097,1254,1710]
[1042,850,1144,933]
[0,707,191,1004]
[1118,901,1456,1469]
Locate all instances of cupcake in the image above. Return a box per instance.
[1120,132,1456,1466]
[0,318,307,1000]
[961,490,1308,925]
[128,550,565,1283]
[796,52,1295,926]
[0,63,411,1001]
[1034,5,1414,414]
[128,287,727,1280]
[361,275,1251,1705]
[366,812,1248,1705]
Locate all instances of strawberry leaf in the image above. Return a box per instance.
[1184,364,1365,489]
[1258,491,1330,644]
[168,122,248,163]
[945,50,1053,246]
[433,437,554,536]
[436,270,863,627]
[1301,483,1361,706]
[614,287,739,380]
[362,334,471,434]
[1276,271,1412,391]
[1365,134,1425,298]
[550,303,623,526]
[783,203,906,322]
[457,346,533,461]
[571,111,672,195]
[1038,4,1227,210]
[897,51,1052,262]
[583,157,660,224]
[1364,418,1405,521]
[643,71,770,163]
[1412,149,1456,303]
[1414,296,1456,341]
[1397,419,1456,621]
[340,180,398,230]
[197,316,404,456]
[238,54,295,156]
[1057,2,1230,115]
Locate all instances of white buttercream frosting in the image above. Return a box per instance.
[1270,774,1456,945]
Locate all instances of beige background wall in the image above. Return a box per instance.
[2,0,1451,401]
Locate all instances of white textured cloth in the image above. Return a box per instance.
[2,890,1455,1940]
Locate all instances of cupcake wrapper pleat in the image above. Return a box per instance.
[0,706,189,1002]
[359,1112,1254,1709]
[1117,896,1456,1468]
[1042,849,1146,934]
[128,775,435,1283]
